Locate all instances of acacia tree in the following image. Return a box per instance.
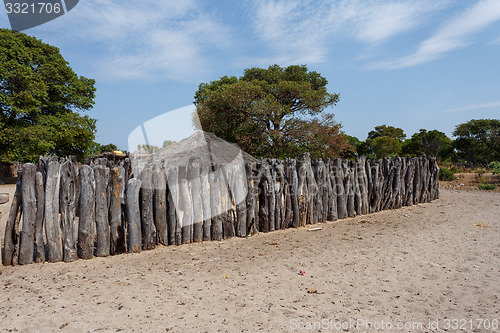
[452,119,500,165]
[0,29,96,162]
[194,64,351,158]
[402,129,451,158]
[357,125,406,158]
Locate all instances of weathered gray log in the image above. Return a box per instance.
[19,164,36,265]
[314,160,325,223]
[177,165,193,244]
[345,162,355,217]
[297,158,308,227]
[220,167,234,240]
[34,172,45,263]
[200,164,212,241]
[245,162,257,235]
[234,163,249,236]
[275,161,286,229]
[94,165,110,257]
[258,161,271,232]
[153,168,168,245]
[326,160,337,221]
[60,161,78,262]
[209,166,223,241]
[78,165,95,259]
[109,166,124,254]
[44,162,63,263]
[126,178,142,253]
[188,161,204,242]
[355,156,369,215]
[288,159,300,228]
[332,158,346,219]
[266,161,276,231]
[166,167,180,245]
[140,168,156,250]
[304,154,317,224]
[413,158,422,205]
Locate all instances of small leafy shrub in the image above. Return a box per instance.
[489,161,500,175]
[478,184,497,190]
[439,167,455,181]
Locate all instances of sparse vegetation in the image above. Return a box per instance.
[439,167,455,181]
[478,184,497,190]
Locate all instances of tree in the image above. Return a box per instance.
[0,29,96,162]
[402,129,452,158]
[194,64,342,158]
[359,125,406,159]
[89,143,118,155]
[452,119,500,165]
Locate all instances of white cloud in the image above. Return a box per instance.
[444,100,500,113]
[30,0,232,81]
[372,0,500,69]
[250,0,450,65]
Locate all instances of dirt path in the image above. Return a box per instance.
[1,186,499,332]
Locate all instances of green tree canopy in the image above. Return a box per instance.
[402,129,452,158]
[0,29,96,162]
[452,119,500,165]
[358,125,406,159]
[194,64,348,158]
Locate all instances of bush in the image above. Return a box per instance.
[478,184,497,190]
[489,161,500,175]
[439,167,455,181]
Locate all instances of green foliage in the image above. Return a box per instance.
[489,161,500,175]
[371,136,402,158]
[439,167,456,181]
[478,184,497,190]
[162,140,176,148]
[368,125,406,142]
[0,29,96,162]
[194,64,349,158]
[402,129,452,157]
[137,144,160,154]
[90,143,118,155]
[452,119,500,165]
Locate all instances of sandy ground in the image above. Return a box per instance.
[0,184,499,333]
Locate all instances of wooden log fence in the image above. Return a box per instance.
[2,154,440,267]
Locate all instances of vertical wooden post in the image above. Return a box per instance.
[19,163,36,265]
[45,161,63,263]
[94,165,110,257]
[258,160,271,232]
[210,165,223,241]
[34,171,45,263]
[166,167,180,245]
[332,158,346,219]
[200,164,212,241]
[188,161,204,242]
[126,178,142,253]
[245,162,258,235]
[153,168,168,245]
[109,166,124,254]
[314,160,325,223]
[78,165,95,259]
[288,159,300,228]
[140,167,156,250]
[346,162,355,217]
[297,158,308,227]
[275,161,287,229]
[60,161,78,262]
[327,159,338,221]
[178,165,193,244]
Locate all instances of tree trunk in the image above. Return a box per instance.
[19,164,36,265]
[94,165,110,257]
[210,166,223,241]
[60,161,78,262]
[188,161,204,242]
[78,165,95,259]
[34,171,45,263]
[109,167,124,254]
[126,178,142,253]
[153,168,168,245]
[45,162,63,263]
[140,168,156,250]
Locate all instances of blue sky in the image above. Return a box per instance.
[2,0,500,151]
